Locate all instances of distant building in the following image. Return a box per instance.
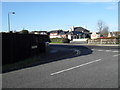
[49,26,91,41]
[30,31,48,35]
[90,32,100,39]
[113,31,120,37]
[108,32,114,37]
[107,32,120,38]
[67,26,90,41]
[69,26,89,33]
[49,30,68,38]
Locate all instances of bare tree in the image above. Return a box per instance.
[97,20,109,37]
[101,26,109,37]
[97,20,105,34]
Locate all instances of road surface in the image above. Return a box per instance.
[2,44,119,88]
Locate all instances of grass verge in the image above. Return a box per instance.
[2,55,41,73]
[50,42,63,44]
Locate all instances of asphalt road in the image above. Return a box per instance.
[2,44,119,88]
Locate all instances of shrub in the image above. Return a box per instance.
[20,30,29,34]
[62,38,70,43]
[50,38,63,43]
[116,35,120,39]
[50,38,70,43]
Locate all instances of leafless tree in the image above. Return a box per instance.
[97,20,105,34]
[97,20,109,36]
[101,26,109,37]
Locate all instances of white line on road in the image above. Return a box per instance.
[105,50,111,52]
[112,51,119,53]
[98,50,104,51]
[50,59,102,76]
[113,54,120,57]
[74,50,81,55]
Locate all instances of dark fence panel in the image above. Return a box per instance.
[2,33,50,65]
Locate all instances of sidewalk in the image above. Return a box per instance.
[3,46,76,73]
[50,43,120,46]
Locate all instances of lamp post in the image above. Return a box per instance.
[8,12,15,32]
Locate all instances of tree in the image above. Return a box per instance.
[97,20,109,37]
[101,26,109,37]
[97,20,105,34]
[20,30,29,34]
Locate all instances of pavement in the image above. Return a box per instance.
[2,44,119,88]
[50,42,120,46]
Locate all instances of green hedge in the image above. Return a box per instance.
[62,38,70,43]
[50,38,70,43]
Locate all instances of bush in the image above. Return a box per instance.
[50,38,63,43]
[62,38,70,43]
[20,30,29,34]
[50,38,70,43]
[116,35,120,39]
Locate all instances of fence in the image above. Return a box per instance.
[2,33,50,65]
[88,39,120,44]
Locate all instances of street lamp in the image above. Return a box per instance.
[8,12,15,32]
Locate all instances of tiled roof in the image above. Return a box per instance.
[66,31,83,35]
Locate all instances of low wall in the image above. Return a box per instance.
[73,39,88,41]
[88,39,119,44]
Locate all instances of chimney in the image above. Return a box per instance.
[72,26,74,31]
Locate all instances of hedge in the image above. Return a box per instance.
[50,38,70,43]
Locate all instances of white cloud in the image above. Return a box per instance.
[1,0,120,2]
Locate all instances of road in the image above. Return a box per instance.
[2,44,119,88]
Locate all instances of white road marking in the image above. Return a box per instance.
[91,49,95,50]
[105,50,111,52]
[50,59,102,76]
[112,51,119,53]
[74,50,81,55]
[98,50,103,51]
[113,54,120,57]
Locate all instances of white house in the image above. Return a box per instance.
[67,26,90,41]
[90,32,100,39]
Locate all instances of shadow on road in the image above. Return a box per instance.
[3,45,93,73]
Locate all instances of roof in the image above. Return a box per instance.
[74,27,90,32]
[59,31,68,35]
[67,31,83,35]
[113,31,120,35]
[49,30,63,33]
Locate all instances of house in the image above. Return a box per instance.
[59,31,68,38]
[113,31,120,37]
[90,32,100,39]
[69,26,90,33]
[49,26,91,41]
[107,31,120,38]
[49,30,68,38]
[108,32,115,37]
[67,26,90,41]
[30,31,48,35]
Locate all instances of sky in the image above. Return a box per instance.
[2,2,118,32]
